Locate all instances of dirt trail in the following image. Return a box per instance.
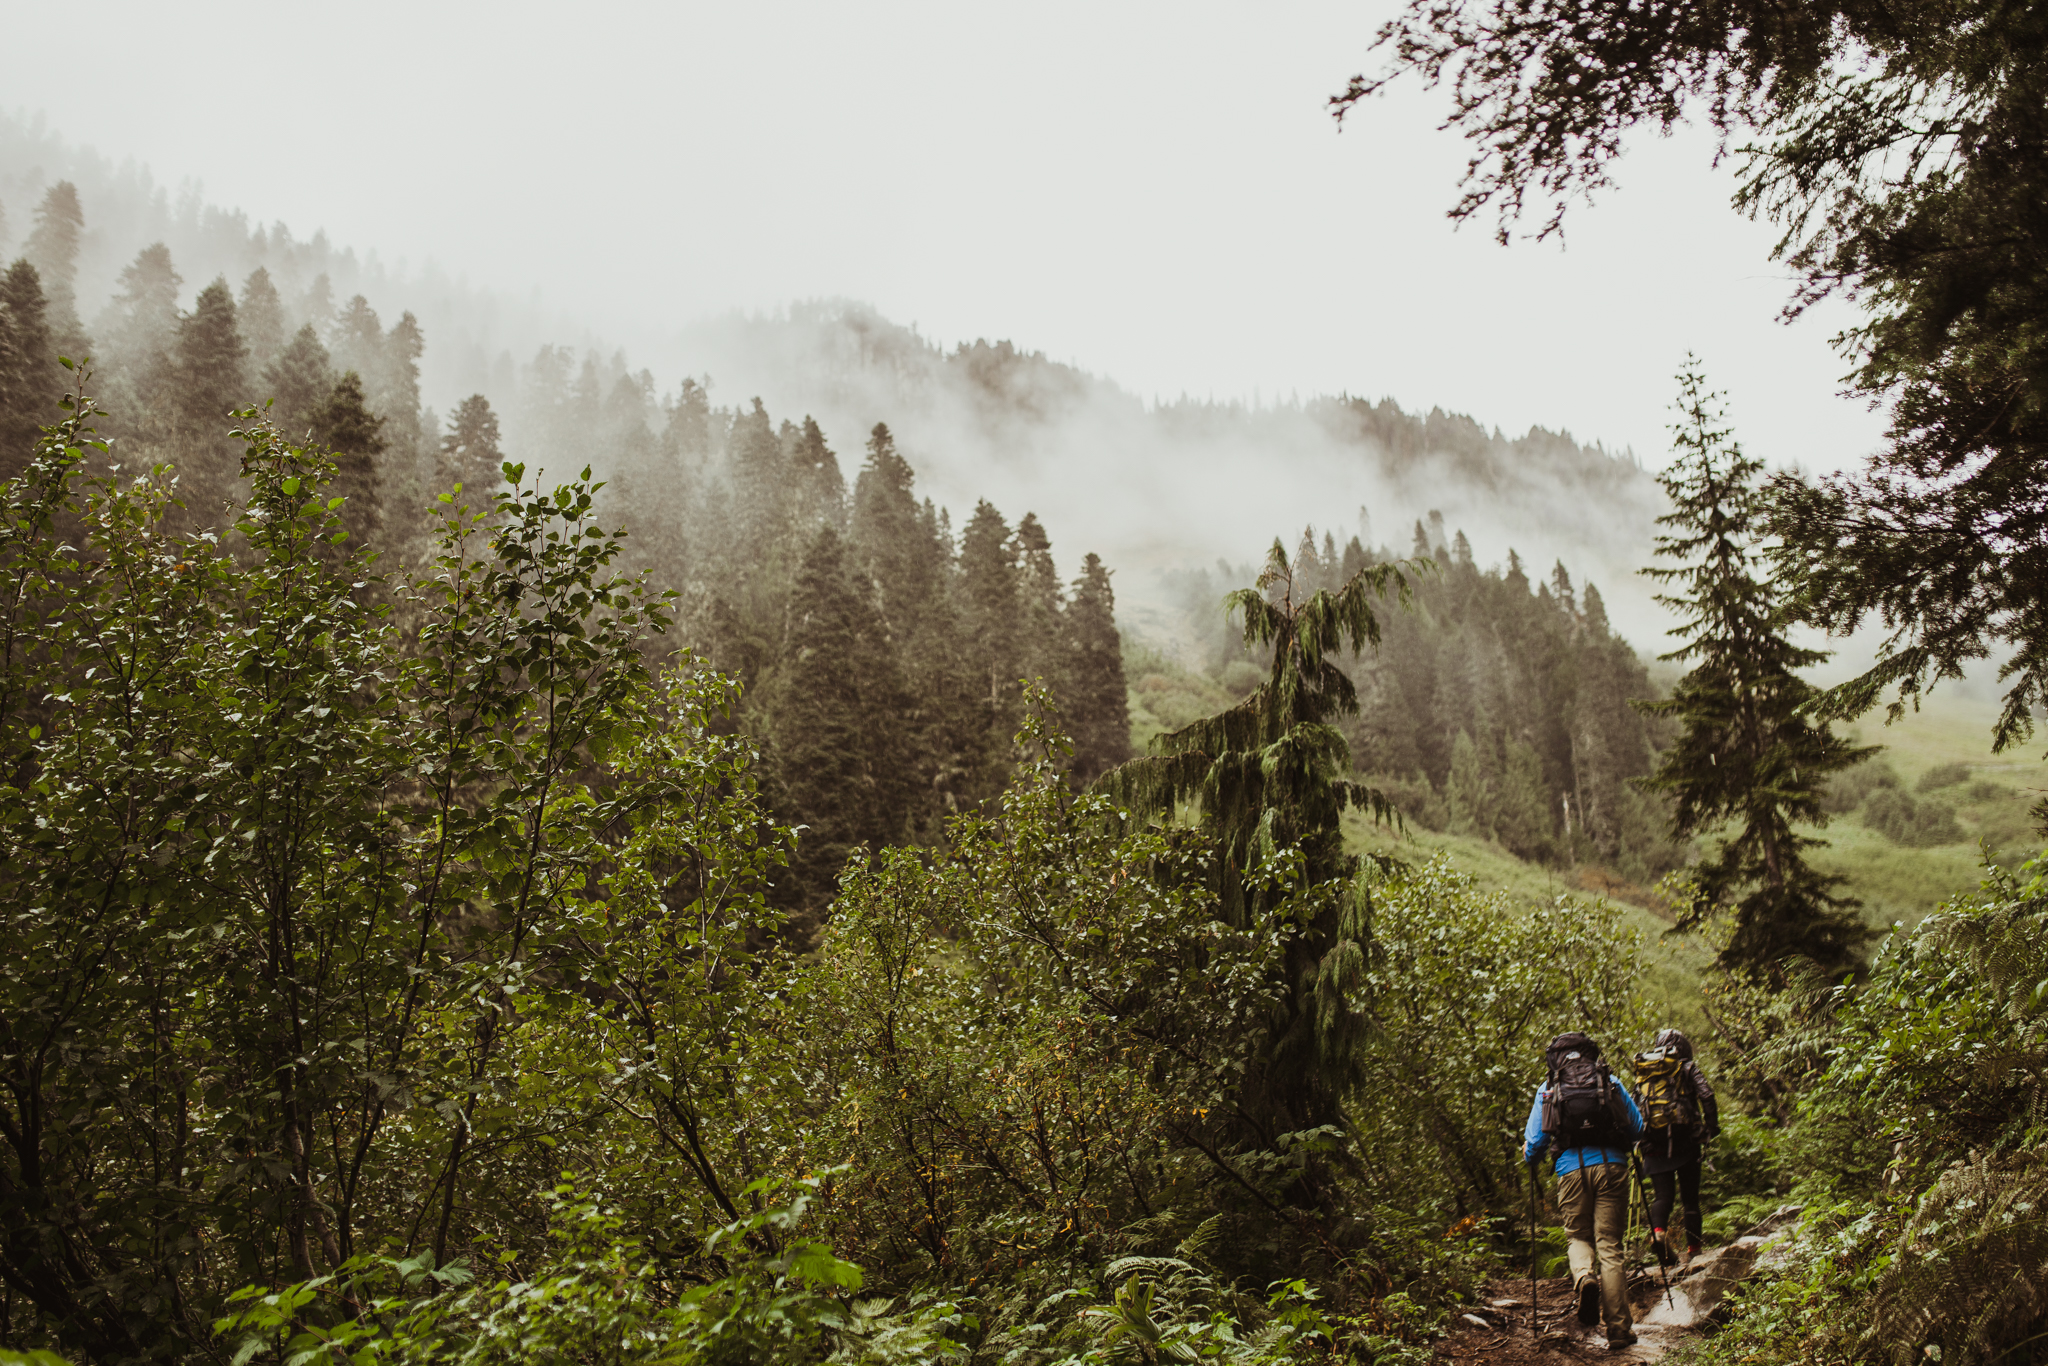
[1435,1236,1770,1366]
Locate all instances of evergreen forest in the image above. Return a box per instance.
[1,51,2047,1365]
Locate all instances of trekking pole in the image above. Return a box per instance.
[1630,1151,1676,1310]
[1525,1158,1540,1334]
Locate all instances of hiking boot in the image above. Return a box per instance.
[1685,1243,1702,1269]
[1650,1227,1672,1267]
[1575,1274,1601,1326]
[1608,1329,1638,1352]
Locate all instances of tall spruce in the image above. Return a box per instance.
[22,183,86,360]
[440,393,504,494]
[1100,539,1413,1137]
[767,523,913,917]
[311,371,387,548]
[1065,551,1129,783]
[263,324,337,436]
[1636,362,1873,975]
[96,243,182,435]
[238,267,287,376]
[168,278,250,514]
[0,261,54,476]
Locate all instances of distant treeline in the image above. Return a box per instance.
[1171,517,1683,884]
[0,183,1132,925]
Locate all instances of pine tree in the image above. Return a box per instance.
[22,182,87,359]
[766,523,913,917]
[263,324,337,436]
[1012,512,1065,695]
[440,394,504,493]
[97,243,182,434]
[238,267,287,375]
[849,423,943,637]
[311,372,387,548]
[1636,361,1873,975]
[1100,538,1413,1136]
[789,415,845,529]
[168,278,250,513]
[0,260,55,477]
[1444,728,1493,838]
[958,499,1020,709]
[1064,552,1130,783]
[662,377,712,461]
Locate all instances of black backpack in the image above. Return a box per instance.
[1540,1033,1631,1151]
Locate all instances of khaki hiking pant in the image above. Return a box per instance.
[1558,1160,1632,1333]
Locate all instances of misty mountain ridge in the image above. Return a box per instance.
[0,111,1668,652]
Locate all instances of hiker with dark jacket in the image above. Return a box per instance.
[1633,1027,1719,1267]
[1524,1032,1645,1352]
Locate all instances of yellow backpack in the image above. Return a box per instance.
[1633,1046,1694,1134]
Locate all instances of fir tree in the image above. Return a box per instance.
[440,393,504,493]
[662,377,712,461]
[728,397,787,550]
[789,415,845,529]
[22,182,86,359]
[168,278,250,512]
[311,371,387,547]
[263,324,337,436]
[97,243,182,433]
[958,499,1020,711]
[1636,362,1873,975]
[238,267,286,375]
[1012,512,1066,696]
[328,295,385,380]
[1065,552,1130,783]
[0,260,55,476]
[849,423,943,638]
[1444,729,1493,838]
[1100,538,1414,1136]
[767,523,913,917]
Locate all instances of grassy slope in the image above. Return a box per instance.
[1816,695,2046,931]
[1122,638,2045,1028]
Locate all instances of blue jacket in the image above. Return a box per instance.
[1523,1079,1643,1175]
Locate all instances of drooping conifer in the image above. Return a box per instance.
[1099,538,1415,1134]
[1635,361,1873,976]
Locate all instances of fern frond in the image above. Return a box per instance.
[1865,1149,2048,1366]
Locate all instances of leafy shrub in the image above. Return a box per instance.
[1691,856,2048,1366]
[1864,788,1965,846]
[1350,857,1652,1227]
[212,1178,973,1365]
[1915,761,1972,793]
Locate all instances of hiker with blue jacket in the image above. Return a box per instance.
[1524,1031,1645,1352]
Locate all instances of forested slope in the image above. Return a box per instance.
[0,116,1669,641]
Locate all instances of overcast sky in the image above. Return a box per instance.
[1,0,1890,471]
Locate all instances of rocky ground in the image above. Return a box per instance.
[1433,1209,1800,1365]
